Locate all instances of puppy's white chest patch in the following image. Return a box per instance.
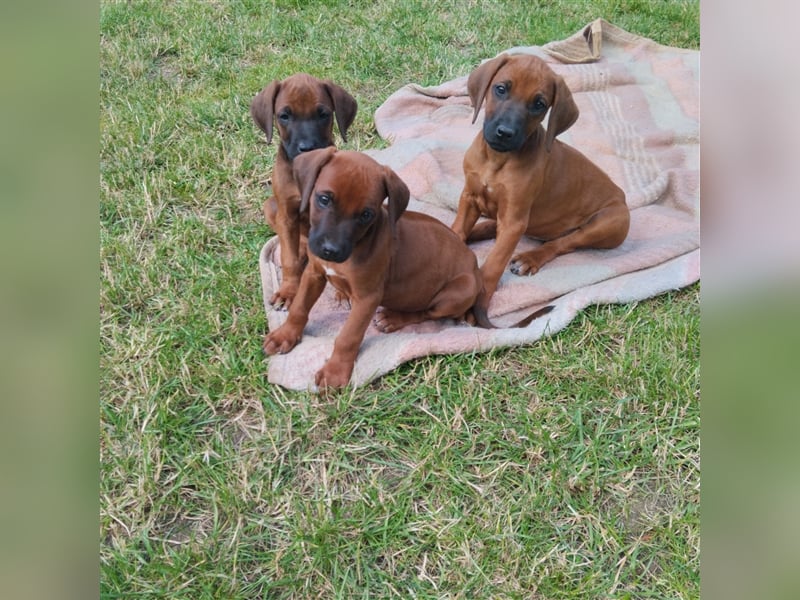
[324,266,340,277]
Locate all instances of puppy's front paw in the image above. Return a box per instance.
[314,359,353,389]
[263,326,302,355]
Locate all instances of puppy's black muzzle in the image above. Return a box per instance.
[308,232,353,264]
[483,110,527,153]
[283,120,333,161]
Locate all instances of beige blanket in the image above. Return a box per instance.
[259,19,699,391]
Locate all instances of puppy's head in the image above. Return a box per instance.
[467,54,579,152]
[293,149,409,264]
[250,73,358,160]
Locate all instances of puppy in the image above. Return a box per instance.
[251,73,357,308]
[452,54,630,312]
[263,148,535,389]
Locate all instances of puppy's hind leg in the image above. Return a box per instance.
[373,273,480,333]
[510,203,630,276]
[467,219,497,242]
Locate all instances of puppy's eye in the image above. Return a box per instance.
[357,208,374,225]
[317,107,331,120]
[493,83,508,97]
[530,97,548,113]
[316,193,332,208]
[278,110,291,123]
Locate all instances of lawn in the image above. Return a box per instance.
[100,1,699,597]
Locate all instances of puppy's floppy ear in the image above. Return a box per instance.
[467,54,510,124]
[250,80,280,144]
[382,165,410,234]
[324,81,358,142]
[294,146,337,214]
[545,74,579,152]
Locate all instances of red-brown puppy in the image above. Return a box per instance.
[251,73,357,309]
[263,148,488,389]
[451,53,630,312]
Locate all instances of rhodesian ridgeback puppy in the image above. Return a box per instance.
[262,148,551,389]
[251,73,358,309]
[452,53,630,312]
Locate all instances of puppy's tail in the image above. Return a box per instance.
[471,290,554,329]
[511,304,554,327]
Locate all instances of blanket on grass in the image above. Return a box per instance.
[259,19,699,391]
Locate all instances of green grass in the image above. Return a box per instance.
[100,1,699,597]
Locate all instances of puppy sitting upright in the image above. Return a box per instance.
[251,74,357,308]
[451,53,630,313]
[263,148,493,389]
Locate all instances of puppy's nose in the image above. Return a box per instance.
[320,242,339,260]
[297,141,313,153]
[495,125,515,139]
